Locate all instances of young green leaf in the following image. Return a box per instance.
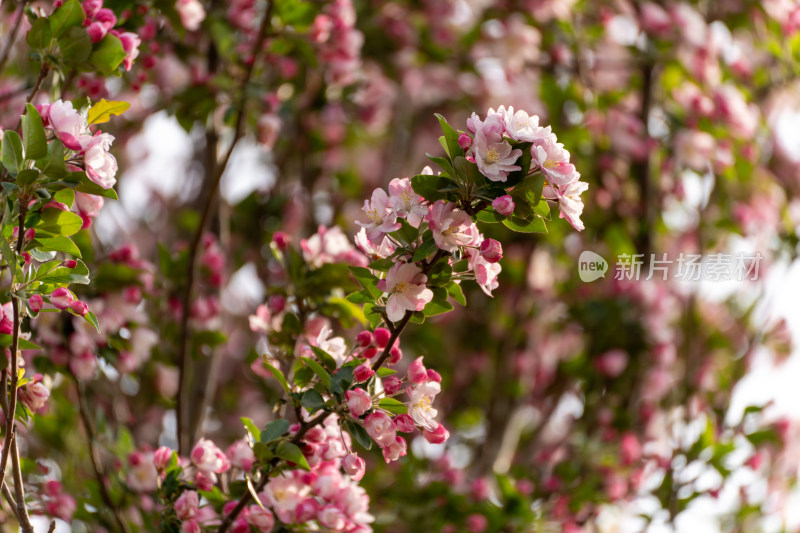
[87,99,131,125]
[260,419,290,443]
[1,131,23,177]
[22,104,47,160]
[275,442,310,471]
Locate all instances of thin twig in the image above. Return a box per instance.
[10,437,32,533]
[175,0,275,454]
[0,1,30,76]
[74,381,131,533]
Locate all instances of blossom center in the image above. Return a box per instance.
[485,146,501,164]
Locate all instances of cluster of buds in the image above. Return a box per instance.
[79,0,140,70]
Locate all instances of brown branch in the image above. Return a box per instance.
[74,381,131,533]
[9,437,31,532]
[175,0,275,454]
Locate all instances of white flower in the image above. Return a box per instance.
[407,381,441,431]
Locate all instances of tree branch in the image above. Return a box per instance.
[0,1,30,76]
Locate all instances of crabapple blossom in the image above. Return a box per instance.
[342,453,366,481]
[227,439,255,471]
[246,506,275,531]
[378,262,433,322]
[428,201,481,252]
[175,490,199,520]
[70,300,89,316]
[382,436,408,463]
[373,327,391,348]
[346,388,372,417]
[28,295,43,312]
[43,100,86,150]
[80,133,118,189]
[479,239,503,263]
[382,375,402,395]
[424,422,450,444]
[18,378,49,412]
[50,288,75,310]
[492,195,515,215]
[388,177,428,227]
[531,134,578,186]
[544,179,589,231]
[364,411,397,447]
[468,111,522,181]
[356,187,401,242]
[301,225,367,268]
[493,105,550,142]
[263,475,310,523]
[407,380,441,431]
[353,363,375,382]
[154,446,173,471]
[127,452,159,492]
[406,356,428,384]
[176,0,206,30]
[394,414,416,433]
[469,251,502,297]
[190,438,230,473]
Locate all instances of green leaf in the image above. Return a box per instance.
[90,33,126,74]
[33,236,81,256]
[391,218,419,245]
[194,330,227,347]
[330,366,354,397]
[36,208,84,236]
[411,172,452,203]
[57,26,92,64]
[429,262,452,287]
[0,235,18,280]
[446,281,466,306]
[344,420,372,450]
[22,104,47,160]
[53,189,75,207]
[87,99,130,125]
[378,397,407,415]
[48,0,86,38]
[262,362,291,395]
[346,289,374,304]
[423,286,453,315]
[412,232,438,262]
[348,266,382,299]
[532,198,551,219]
[2,131,23,177]
[36,141,68,179]
[293,367,314,389]
[260,419,290,443]
[275,442,310,471]
[61,171,118,199]
[377,367,397,377]
[425,154,455,178]
[502,215,547,234]
[241,417,260,440]
[27,17,53,50]
[476,208,505,224]
[310,346,338,372]
[301,389,325,412]
[17,169,40,187]
[301,357,331,390]
[83,311,100,332]
[435,113,463,160]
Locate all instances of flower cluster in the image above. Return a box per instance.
[37,99,119,189]
[310,0,364,86]
[464,106,588,231]
[80,0,141,70]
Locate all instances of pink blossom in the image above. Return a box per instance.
[227,439,255,471]
[354,228,395,259]
[492,105,550,142]
[248,305,271,333]
[543,180,588,231]
[620,432,642,466]
[531,134,578,187]
[428,201,481,252]
[318,505,347,530]
[356,187,401,242]
[342,452,366,481]
[176,0,206,31]
[50,288,75,309]
[394,414,416,433]
[29,294,43,313]
[112,30,141,71]
[86,21,107,43]
[353,363,375,382]
[364,411,397,447]
[264,475,310,523]
[79,132,118,189]
[458,132,472,149]
[190,438,230,474]
[469,112,522,182]
[382,435,407,463]
[640,2,672,36]
[373,327,391,347]
[466,513,488,532]
[154,446,173,471]
[388,177,428,227]
[45,493,77,521]
[294,498,319,522]
[469,251,502,297]
[492,195,515,216]
[427,369,442,383]
[0,302,11,335]
[70,300,89,316]
[70,351,97,380]
[246,505,275,532]
[594,349,628,378]
[302,225,367,268]
[18,379,49,412]
[175,491,199,520]
[424,422,450,444]
[382,375,402,395]
[479,239,503,263]
[346,388,372,417]
[127,451,159,492]
[46,100,87,151]
[406,356,428,384]
[379,262,433,322]
[407,381,441,431]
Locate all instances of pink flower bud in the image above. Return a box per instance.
[394,413,415,433]
[353,363,375,383]
[373,327,391,348]
[387,344,402,365]
[50,288,74,310]
[382,375,402,395]
[345,388,372,417]
[29,295,43,313]
[342,453,366,481]
[426,369,442,383]
[492,195,515,216]
[268,295,285,313]
[294,498,318,523]
[619,432,642,466]
[479,239,503,263]
[86,21,107,43]
[382,436,407,463]
[594,349,629,378]
[24,228,35,241]
[356,330,373,347]
[466,514,488,533]
[362,346,378,360]
[153,446,173,471]
[175,490,199,520]
[407,357,427,384]
[63,260,77,268]
[364,411,396,447]
[458,133,472,150]
[70,300,89,316]
[272,231,290,251]
[423,422,450,444]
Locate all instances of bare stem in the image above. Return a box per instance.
[74,381,131,533]
[175,0,275,454]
